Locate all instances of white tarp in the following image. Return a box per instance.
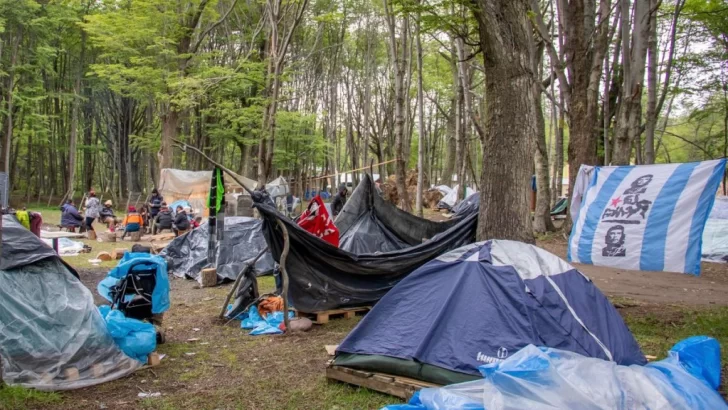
[702,196,728,263]
[438,185,475,210]
[568,159,726,275]
[41,237,85,256]
[158,168,257,215]
[265,176,289,199]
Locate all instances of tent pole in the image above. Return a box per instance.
[276,219,291,333]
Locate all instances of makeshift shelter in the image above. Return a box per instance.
[437,185,475,210]
[336,174,471,254]
[160,216,274,282]
[702,196,728,263]
[265,176,290,199]
[334,240,645,386]
[569,159,726,275]
[158,168,257,216]
[255,174,478,312]
[0,215,141,390]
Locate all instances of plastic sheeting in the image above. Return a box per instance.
[255,201,477,312]
[383,336,726,410]
[159,168,257,215]
[1,215,59,270]
[160,216,274,281]
[336,174,468,254]
[98,306,157,363]
[702,196,728,263]
[238,305,295,336]
[452,193,479,217]
[266,176,290,199]
[98,253,170,314]
[437,185,475,210]
[41,237,84,256]
[0,219,141,390]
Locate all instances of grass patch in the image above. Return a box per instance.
[0,385,61,410]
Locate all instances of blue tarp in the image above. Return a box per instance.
[98,253,170,314]
[234,305,295,336]
[383,336,726,410]
[337,240,645,380]
[168,199,192,215]
[98,306,156,363]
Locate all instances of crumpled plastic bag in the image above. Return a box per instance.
[382,336,726,410]
[98,305,157,363]
[238,305,294,336]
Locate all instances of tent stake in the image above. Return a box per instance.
[276,219,291,333]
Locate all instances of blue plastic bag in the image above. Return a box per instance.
[98,305,157,363]
[381,337,727,410]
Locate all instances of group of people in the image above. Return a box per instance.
[1,206,43,237]
[60,188,201,238]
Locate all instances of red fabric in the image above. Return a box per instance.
[29,212,42,237]
[297,196,339,247]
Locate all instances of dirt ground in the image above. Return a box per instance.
[538,235,728,306]
[22,216,728,409]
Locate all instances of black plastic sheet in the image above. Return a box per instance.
[160,216,274,281]
[256,203,477,312]
[452,192,480,217]
[336,174,466,254]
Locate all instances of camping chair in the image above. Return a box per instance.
[108,260,157,323]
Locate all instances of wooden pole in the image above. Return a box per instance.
[275,219,291,333]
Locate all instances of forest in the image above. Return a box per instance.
[0,0,726,241]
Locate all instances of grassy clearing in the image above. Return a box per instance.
[0,385,61,410]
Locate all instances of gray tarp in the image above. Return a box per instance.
[160,216,274,281]
[0,216,141,390]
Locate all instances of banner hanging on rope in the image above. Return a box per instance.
[568,159,726,275]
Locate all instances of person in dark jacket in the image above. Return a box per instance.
[148,188,163,219]
[60,200,83,231]
[173,206,190,236]
[331,185,347,217]
[153,203,173,234]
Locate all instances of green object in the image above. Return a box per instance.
[208,168,226,214]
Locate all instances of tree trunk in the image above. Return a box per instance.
[473,0,535,243]
[159,108,177,172]
[612,0,651,165]
[533,45,555,233]
[455,35,471,201]
[415,11,425,216]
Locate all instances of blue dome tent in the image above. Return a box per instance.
[335,240,645,385]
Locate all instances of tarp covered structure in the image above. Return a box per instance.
[569,159,726,275]
[255,174,478,312]
[265,176,289,199]
[335,240,645,386]
[336,174,467,254]
[160,216,274,281]
[159,168,257,216]
[0,215,141,390]
[384,336,726,410]
[437,185,475,210]
[702,196,728,263]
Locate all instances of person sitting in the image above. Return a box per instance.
[173,206,190,237]
[15,206,30,230]
[153,203,173,234]
[192,216,202,229]
[121,206,144,239]
[100,200,118,231]
[60,200,83,232]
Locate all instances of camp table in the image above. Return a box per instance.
[40,231,85,254]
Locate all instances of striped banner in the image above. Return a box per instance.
[568,159,726,275]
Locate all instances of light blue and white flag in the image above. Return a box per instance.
[568,159,726,275]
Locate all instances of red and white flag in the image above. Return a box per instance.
[298,195,339,247]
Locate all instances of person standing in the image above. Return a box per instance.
[331,184,348,217]
[85,190,101,233]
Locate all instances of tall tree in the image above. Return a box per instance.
[472,0,535,243]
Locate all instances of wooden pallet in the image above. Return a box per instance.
[294,306,371,324]
[326,364,440,400]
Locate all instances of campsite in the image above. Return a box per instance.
[3,0,728,409]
